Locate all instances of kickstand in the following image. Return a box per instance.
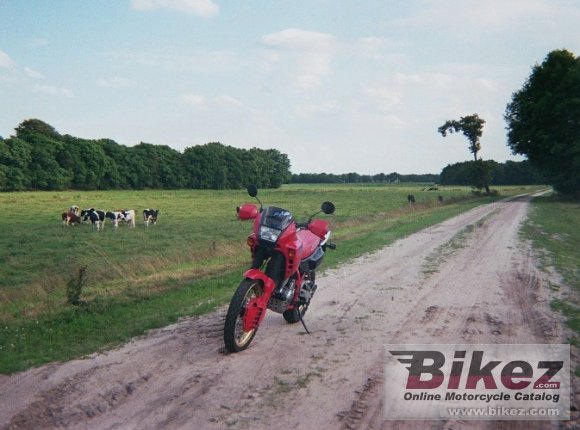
[298,311,310,334]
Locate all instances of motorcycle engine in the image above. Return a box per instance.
[268,279,295,313]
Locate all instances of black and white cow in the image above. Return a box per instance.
[143,209,159,226]
[82,208,106,230]
[106,209,136,228]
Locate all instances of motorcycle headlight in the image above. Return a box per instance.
[259,226,282,243]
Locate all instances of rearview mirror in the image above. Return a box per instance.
[321,201,335,215]
[247,184,258,198]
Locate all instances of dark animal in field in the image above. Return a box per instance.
[82,208,106,230]
[62,211,81,226]
[143,209,159,226]
[438,195,444,203]
[407,194,416,203]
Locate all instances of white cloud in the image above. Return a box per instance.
[356,36,400,60]
[262,28,336,51]
[390,0,580,44]
[0,50,15,68]
[261,28,338,89]
[96,77,137,88]
[107,49,243,75]
[33,84,74,98]
[216,95,243,108]
[26,38,49,48]
[130,0,218,17]
[297,100,338,117]
[183,93,206,107]
[363,85,402,110]
[24,67,44,79]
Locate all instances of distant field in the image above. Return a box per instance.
[0,184,543,372]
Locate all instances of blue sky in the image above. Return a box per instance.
[1,0,579,174]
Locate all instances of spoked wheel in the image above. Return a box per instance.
[224,279,262,352]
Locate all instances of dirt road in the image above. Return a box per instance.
[0,193,575,429]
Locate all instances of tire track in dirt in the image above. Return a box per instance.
[0,193,574,430]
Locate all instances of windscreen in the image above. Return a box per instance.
[260,206,293,231]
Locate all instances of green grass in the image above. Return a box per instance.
[521,194,580,343]
[0,184,543,373]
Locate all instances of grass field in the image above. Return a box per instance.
[521,194,580,347]
[0,184,544,373]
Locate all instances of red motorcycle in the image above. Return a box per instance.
[224,185,336,352]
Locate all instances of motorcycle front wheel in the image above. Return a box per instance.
[224,279,262,352]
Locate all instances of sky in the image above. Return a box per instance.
[1,1,579,175]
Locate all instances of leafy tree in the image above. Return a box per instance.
[505,49,580,196]
[438,114,485,161]
[264,149,291,188]
[15,119,60,140]
[130,143,186,189]
[97,139,134,189]
[0,138,32,190]
[22,130,71,190]
[438,114,490,193]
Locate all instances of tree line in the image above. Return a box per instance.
[439,160,545,186]
[290,172,439,184]
[291,160,543,187]
[0,119,291,191]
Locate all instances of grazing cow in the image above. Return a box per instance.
[62,205,81,226]
[143,209,159,226]
[438,195,444,203]
[79,208,94,224]
[106,209,136,228]
[62,211,81,226]
[82,208,106,230]
[105,211,119,226]
[407,194,416,203]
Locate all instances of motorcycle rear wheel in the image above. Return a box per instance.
[224,279,261,352]
[283,271,314,324]
[282,304,308,324]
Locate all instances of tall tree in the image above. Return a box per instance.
[505,49,580,196]
[438,114,489,193]
[438,114,485,162]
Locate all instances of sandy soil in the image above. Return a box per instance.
[1,193,577,430]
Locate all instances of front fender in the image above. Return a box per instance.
[242,269,276,331]
[243,269,276,297]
